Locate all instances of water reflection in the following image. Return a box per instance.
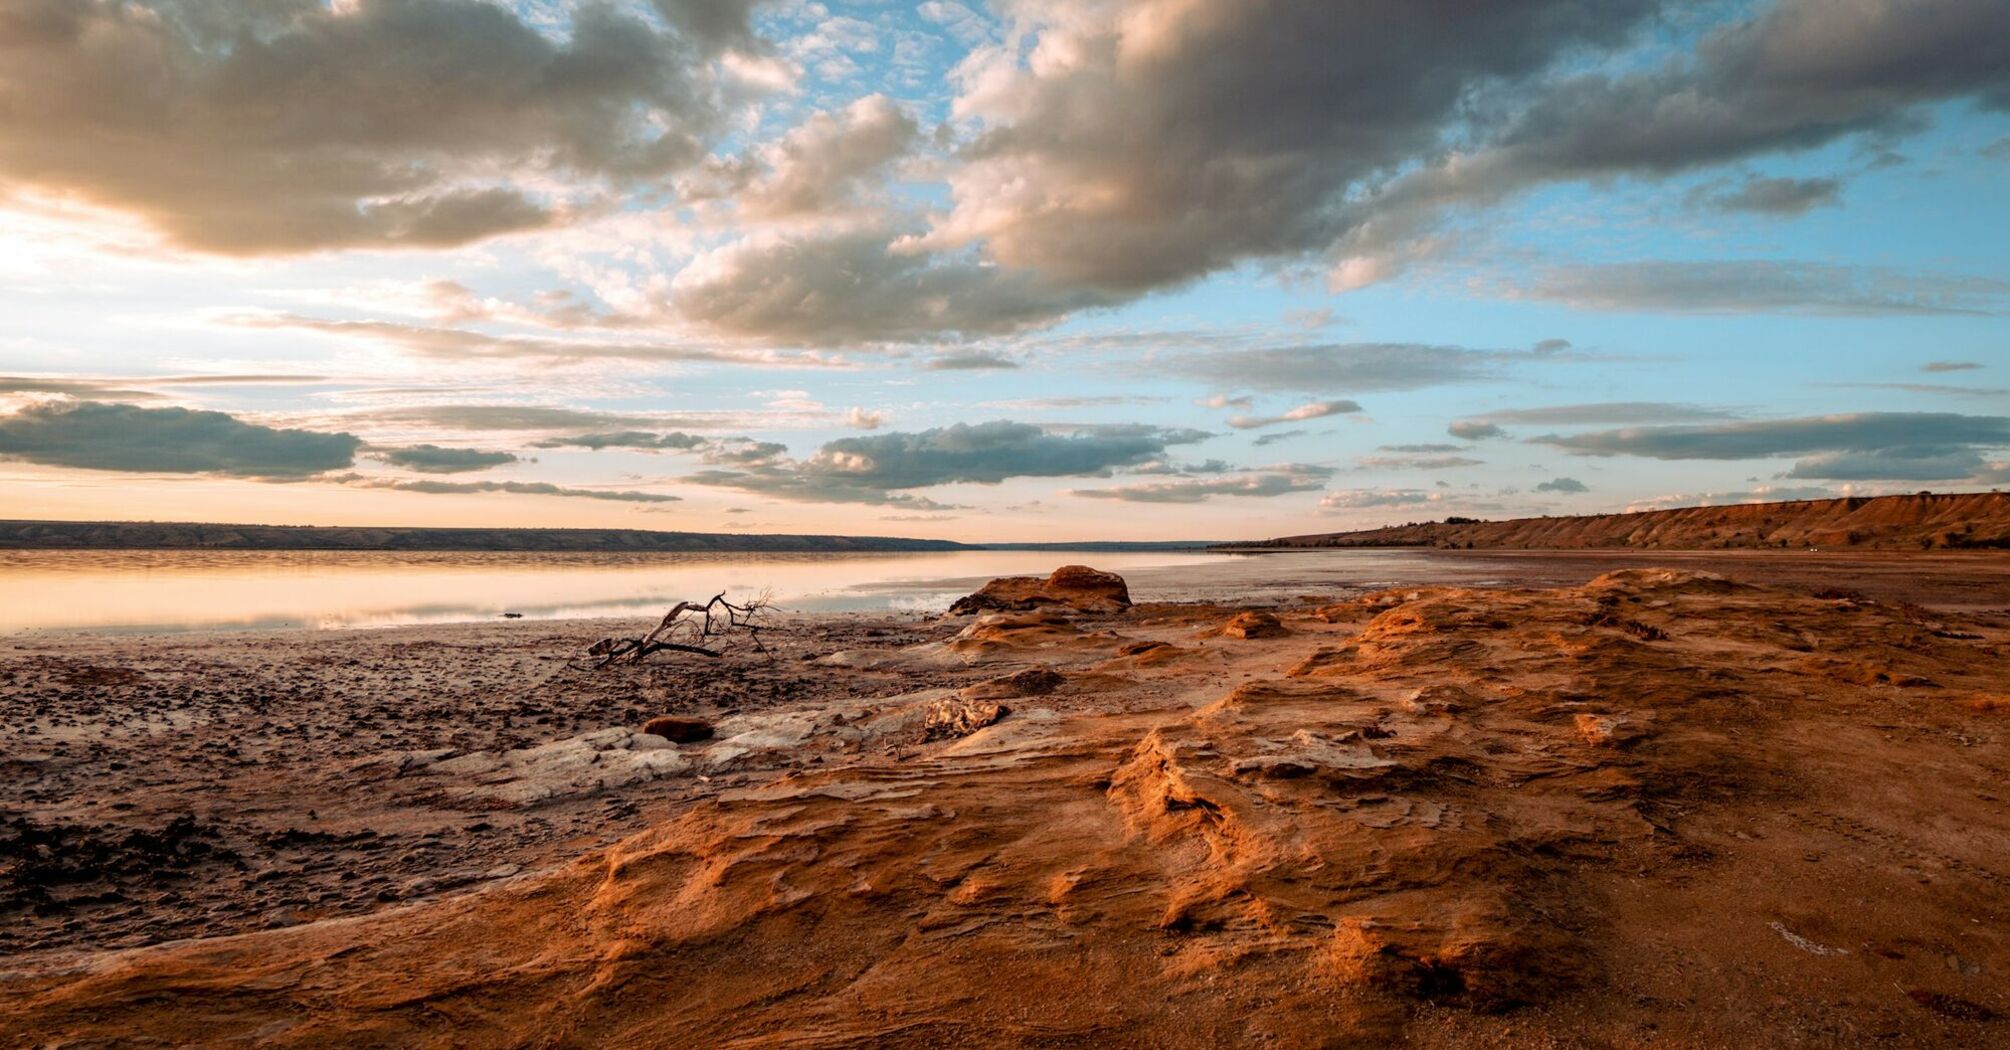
[0,549,1242,633]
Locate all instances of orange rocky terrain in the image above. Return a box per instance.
[5,565,2010,1047]
[1255,490,2010,551]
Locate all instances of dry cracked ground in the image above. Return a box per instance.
[5,567,2010,1047]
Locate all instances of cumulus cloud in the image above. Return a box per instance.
[0,0,747,253]
[846,407,888,430]
[1225,399,1363,430]
[1533,411,2010,481]
[920,0,1657,293]
[0,401,359,476]
[1534,476,1589,493]
[374,444,518,474]
[670,226,1111,343]
[687,420,1210,504]
[725,95,919,219]
[1070,465,1335,504]
[1503,261,2010,315]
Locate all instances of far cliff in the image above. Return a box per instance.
[1238,491,2010,551]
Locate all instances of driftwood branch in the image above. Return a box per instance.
[588,591,775,668]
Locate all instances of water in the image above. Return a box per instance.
[0,548,1259,633]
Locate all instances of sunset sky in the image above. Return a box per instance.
[2,0,2007,541]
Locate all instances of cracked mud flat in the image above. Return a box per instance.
[4,560,2010,1047]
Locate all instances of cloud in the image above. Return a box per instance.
[1332,0,2010,283]
[1318,489,1445,511]
[1251,429,1308,448]
[1534,476,1589,493]
[726,95,919,219]
[687,420,1210,505]
[1225,399,1363,430]
[0,0,743,253]
[373,444,518,474]
[1355,454,1485,471]
[1820,383,2009,398]
[1692,175,1841,215]
[1380,443,1467,453]
[1622,485,1840,512]
[919,0,1658,293]
[347,405,715,432]
[846,407,888,430]
[0,401,358,477]
[1449,402,1739,438]
[1502,261,2010,316]
[1070,465,1334,504]
[530,431,710,451]
[351,479,680,503]
[1532,411,2010,481]
[1924,361,1984,373]
[230,315,844,368]
[670,226,1111,343]
[0,377,163,400]
[926,351,1020,370]
[1448,420,1506,440]
[1169,343,1518,394]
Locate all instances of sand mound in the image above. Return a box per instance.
[9,570,2010,1046]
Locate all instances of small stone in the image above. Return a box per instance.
[921,699,1010,741]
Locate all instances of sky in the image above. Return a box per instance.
[1,0,2007,542]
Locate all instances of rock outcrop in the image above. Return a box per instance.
[948,565,1132,615]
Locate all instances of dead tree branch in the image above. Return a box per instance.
[588,591,776,668]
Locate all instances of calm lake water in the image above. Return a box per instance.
[0,548,1272,633]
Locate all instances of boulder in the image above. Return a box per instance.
[642,716,714,743]
[1222,610,1289,639]
[948,565,1131,615]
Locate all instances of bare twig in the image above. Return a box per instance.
[588,591,776,668]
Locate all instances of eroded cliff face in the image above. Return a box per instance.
[7,570,2009,1047]
[1265,491,2010,550]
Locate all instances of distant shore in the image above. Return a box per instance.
[0,519,1221,553]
